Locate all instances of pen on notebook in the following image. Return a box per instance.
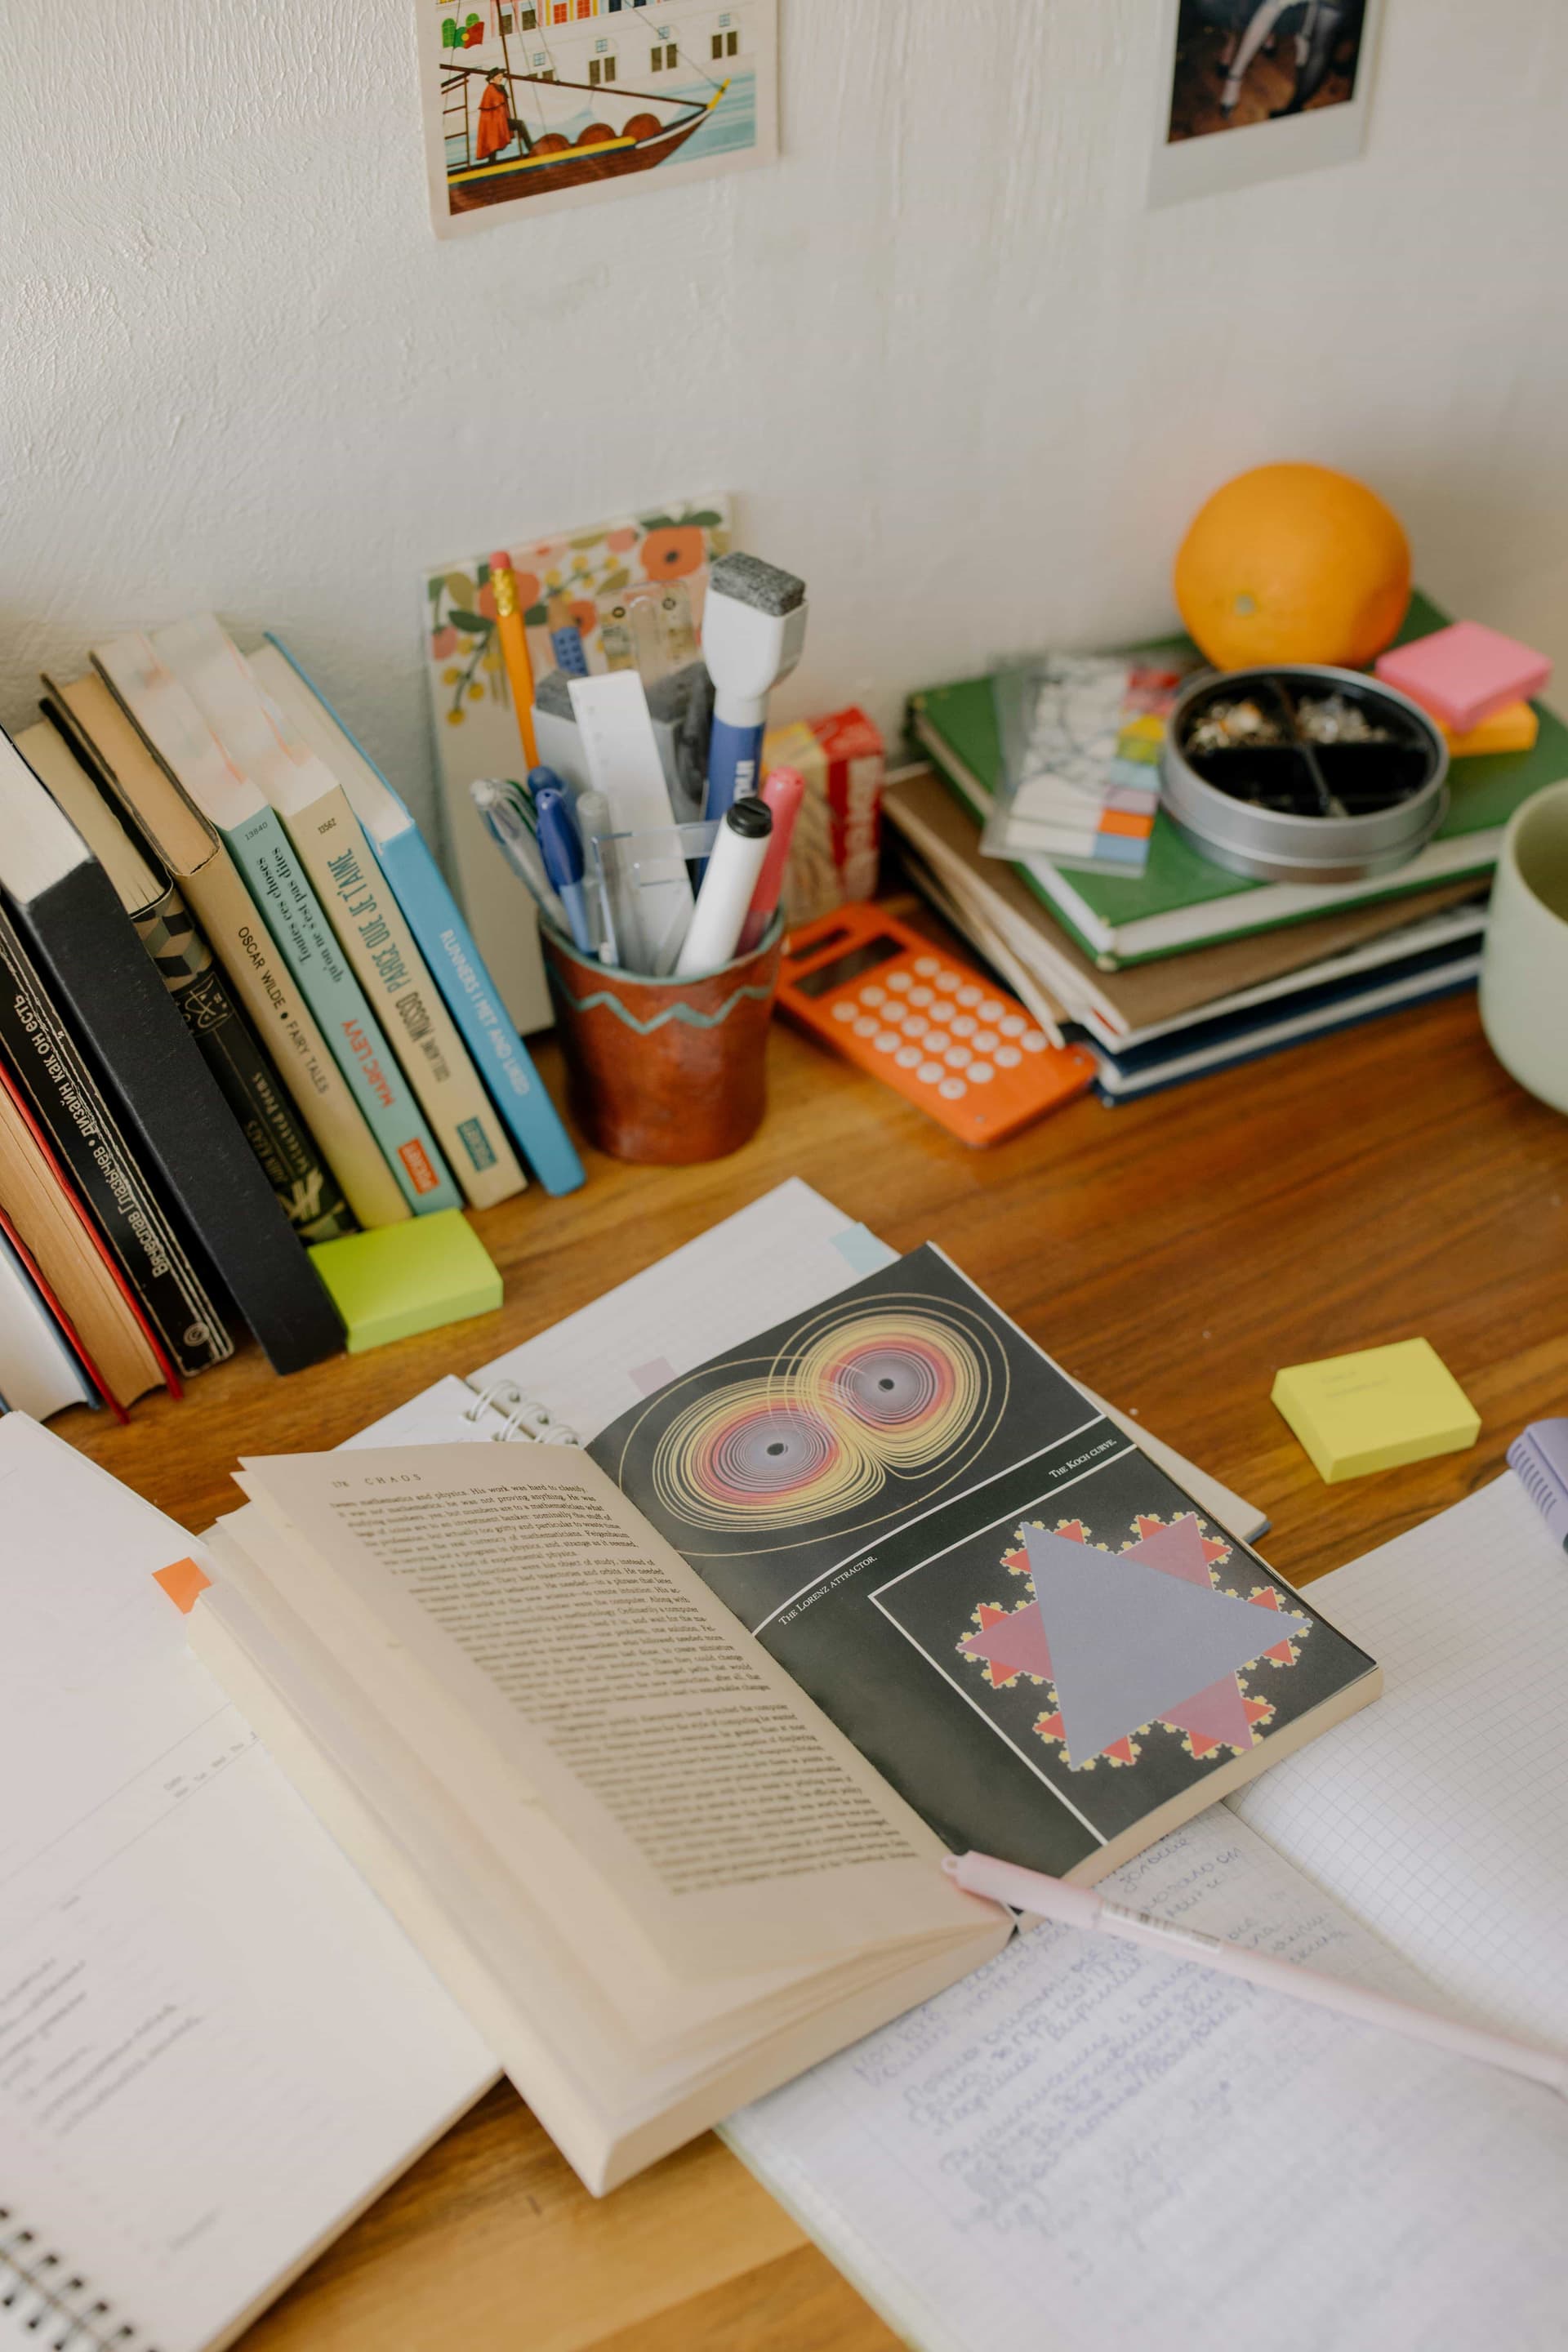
[470,777,568,933]
[490,552,540,773]
[945,1851,1568,2098]
[532,778,595,956]
[675,798,773,978]
[737,765,804,953]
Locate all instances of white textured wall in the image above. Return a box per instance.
[2,1,1566,845]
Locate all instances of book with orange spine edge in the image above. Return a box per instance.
[0,1197,128,1425]
[0,1051,182,1405]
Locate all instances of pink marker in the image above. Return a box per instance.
[738,766,804,953]
[945,1851,1568,2097]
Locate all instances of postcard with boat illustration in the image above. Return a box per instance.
[419,0,777,234]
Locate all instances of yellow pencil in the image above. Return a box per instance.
[490,551,539,770]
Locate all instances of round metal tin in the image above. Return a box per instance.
[1160,664,1450,884]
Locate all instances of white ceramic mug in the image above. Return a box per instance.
[1480,777,1568,1115]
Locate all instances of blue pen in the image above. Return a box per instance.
[533,783,595,955]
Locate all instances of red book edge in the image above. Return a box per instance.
[0,1198,130,1426]
[0,1052,183,1405]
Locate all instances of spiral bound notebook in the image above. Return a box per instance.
[341,1180,1269,1554]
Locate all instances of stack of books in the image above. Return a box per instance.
[0,618,581,1422]
[902,593,1562,1099]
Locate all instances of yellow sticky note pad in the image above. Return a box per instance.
[308,1209,502,1355]
[1272,1339,1480,1484]
[1441,701,1539,757]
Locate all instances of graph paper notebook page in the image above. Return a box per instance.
[1230,1471,1568,2047]
[724,1468,1568,2351]
[0,1414,495,2352]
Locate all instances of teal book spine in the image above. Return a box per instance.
[221,805,461,1214]
[264,635,585,1196]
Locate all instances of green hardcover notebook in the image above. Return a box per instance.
[910,593,1567,969]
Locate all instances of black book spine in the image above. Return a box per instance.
[0,901,230,1378]
[135,886,356,1245]
[6,862,345,1376]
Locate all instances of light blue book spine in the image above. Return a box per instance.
[265,639,585,1196]
[220,804,461,1215]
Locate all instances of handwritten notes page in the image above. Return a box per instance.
[0,1416,494,2352]
[725,1811,1568,2352]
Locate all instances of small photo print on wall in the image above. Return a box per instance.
[418,0,777,236]
[1148,0,1381,207]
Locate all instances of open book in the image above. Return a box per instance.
[724,1470,1568,2351]
[193,1213,1377,2193]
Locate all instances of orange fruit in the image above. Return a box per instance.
[1174,464,1410,671]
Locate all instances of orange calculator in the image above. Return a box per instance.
[777,904,1096,1146]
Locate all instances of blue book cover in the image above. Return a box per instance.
[262,636,585,1196]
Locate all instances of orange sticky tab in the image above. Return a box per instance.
[154,1556,212,1615]
[1100,808,1156,840]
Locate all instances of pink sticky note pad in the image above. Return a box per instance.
[1375,621,1552,735]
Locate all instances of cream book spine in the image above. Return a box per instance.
[48,668,411,1232]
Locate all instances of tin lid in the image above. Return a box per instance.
[1160,665,1450,884]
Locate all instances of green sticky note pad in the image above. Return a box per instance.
[1272,1339,1481,1484]
[308,1209,502,1354]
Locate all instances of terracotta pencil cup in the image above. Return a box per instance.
[540,915,784,1165]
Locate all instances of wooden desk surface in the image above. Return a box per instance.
[70,931,1568,2352]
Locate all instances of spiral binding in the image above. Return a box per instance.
[462,1379,581,1449]
[0,2206,149,2351]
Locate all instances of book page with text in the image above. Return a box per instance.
[236,1446,989,1980]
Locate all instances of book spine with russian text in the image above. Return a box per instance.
[0,900,226,1378]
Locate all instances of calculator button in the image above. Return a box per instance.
[936,971,963,995]
[938,1077,967,1101]
[859,984,887,1007]
[914,956,939,977]
[874,1030,901,1054]
[916,1061,943,1085]
[895,1045,921,1069]
[901,1012,929,1037]
[1000,1013,1026,1038]
[972,1030,1000,1054]
[853,1015,880,1038]
[967,1062,995,1085]
[943,1043,971,1070]
[924,1000,954,1027]
[951,1014,977,1037]
[1022,1031,1048,1053]
[994,1045,1021,1068]
[909,985,934,1007]
[978,999,1005,1022]
[957,985,982,1008]
[887,972,912,992]
[831,1000,858,1022]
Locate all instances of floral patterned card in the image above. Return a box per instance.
[422,496,731,1031]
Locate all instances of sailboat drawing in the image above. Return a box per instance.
[440,9,737,212]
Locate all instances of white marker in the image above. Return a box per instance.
[702,553,808,819]
[675,798,773,978]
